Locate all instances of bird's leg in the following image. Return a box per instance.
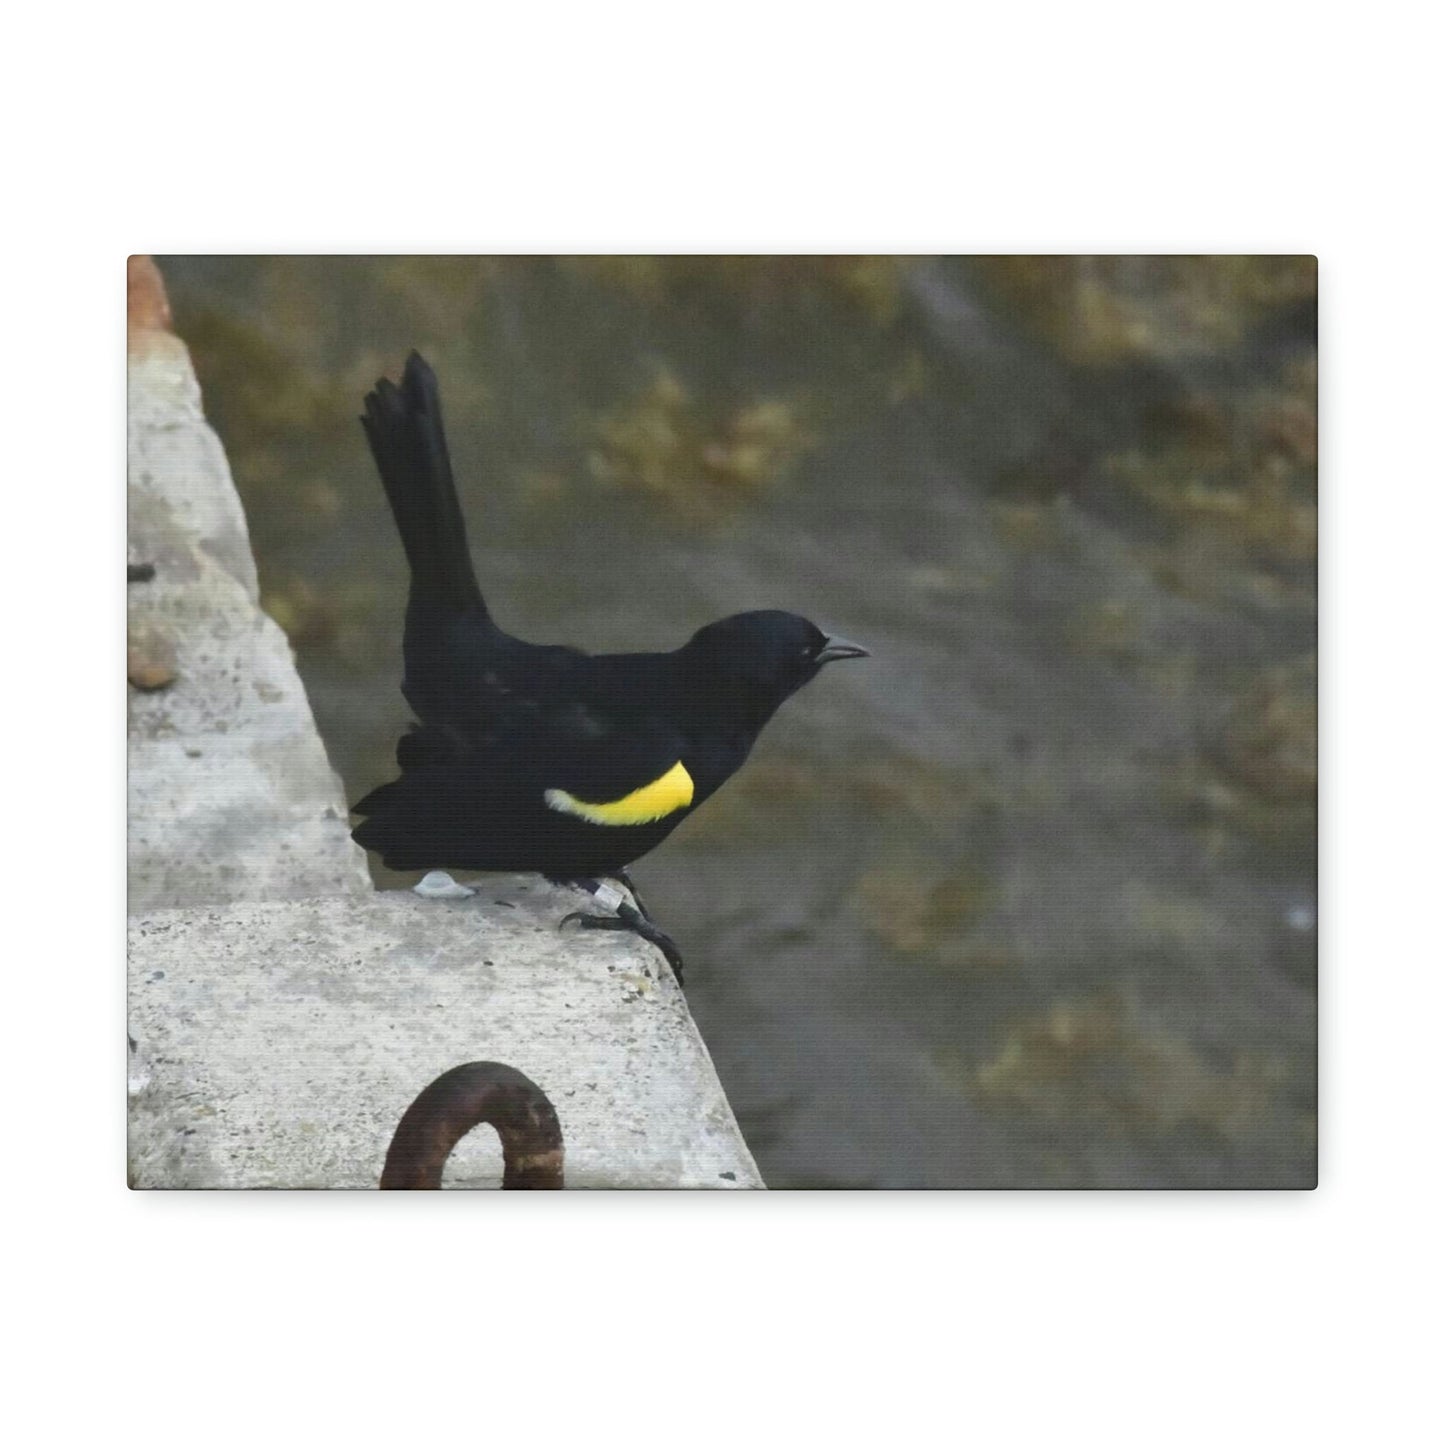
[556,878,685,986]
[607,867,653,923]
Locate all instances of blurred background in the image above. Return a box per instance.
[159,255,1317,1188]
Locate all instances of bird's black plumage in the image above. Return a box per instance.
[351,352,868,891]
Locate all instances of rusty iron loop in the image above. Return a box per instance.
[380,1062,564,1189]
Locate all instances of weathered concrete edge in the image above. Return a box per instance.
[128,889,766,1190]
[127,256,372,909]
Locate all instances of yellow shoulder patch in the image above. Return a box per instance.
[544,761,694,827]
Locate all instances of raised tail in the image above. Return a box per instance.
[360,352,487,615]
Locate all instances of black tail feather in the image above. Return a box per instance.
[360,352,486,615]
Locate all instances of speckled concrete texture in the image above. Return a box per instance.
[127,257,371,910]
[127,886,763,1189]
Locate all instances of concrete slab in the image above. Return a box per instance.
[127,257,371,911]
[127,886,764,1189]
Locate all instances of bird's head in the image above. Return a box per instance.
[680,610,869,724]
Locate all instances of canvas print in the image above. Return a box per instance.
[127,255,1317,1189]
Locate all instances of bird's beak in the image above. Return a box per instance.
[817,635,871,664]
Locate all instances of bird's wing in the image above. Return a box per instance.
[401,626,589,731]
[529,704,696,826]
[363,703,694,827]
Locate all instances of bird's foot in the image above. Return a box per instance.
[569,908,686,985]
[413,870,477,899]
[558,879,685,986]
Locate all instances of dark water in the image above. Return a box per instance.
[161,256,1317,1188]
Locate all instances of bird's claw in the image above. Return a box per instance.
[557,894,685,985]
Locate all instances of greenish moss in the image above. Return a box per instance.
[587,367,814,518]
[854,859,996,957]
[964,990,1291,1138]
[968,255,1317,364]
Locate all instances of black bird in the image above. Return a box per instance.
[350,352,868,976]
